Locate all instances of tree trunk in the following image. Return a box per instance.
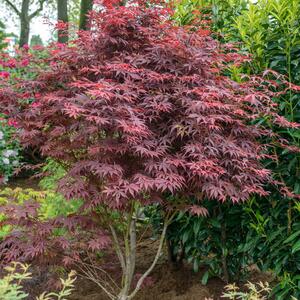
[117,216,136,300]
[166,238,184,270]
[79,0,93,30]
[19,0,30,47]
[57,0,69,43]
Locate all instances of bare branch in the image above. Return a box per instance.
[137,223,150,245]
[110,225,126,274]
[84,265,116,295]
[29,0,46,19]
[128,218,169,300]
[3,0,21,16]
[77,265,116,300]
[80,258,120,290]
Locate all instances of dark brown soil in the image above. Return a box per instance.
[66,238,226,300]
[67,258,273,300]
[23,239,226,300]
[69,264,218,300]
[68,255,223,300]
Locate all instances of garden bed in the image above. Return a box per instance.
[3,179,274,300]
[19,230,273,300]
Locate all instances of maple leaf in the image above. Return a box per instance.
[274,116,300,128]
[188,205,209,217]
[63,103,85,119]
[87,236,111,251]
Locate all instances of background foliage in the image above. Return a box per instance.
[0,115,20,184]
[166,1,300,299]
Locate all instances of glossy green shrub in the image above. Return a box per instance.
[166,201,251,284]
[235,0,300,192]
[233,2,300,298]
[240,198,300,299]
[167,2,300,299]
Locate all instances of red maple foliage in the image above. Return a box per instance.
[0,2,297,264]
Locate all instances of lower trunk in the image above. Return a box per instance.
[166,239,184,270]
[119,217,136,300]
[19,0,30,47]
[79,0,93,30]
[105,209,172,300]
[57,0,69,43]
[19,17,30,47]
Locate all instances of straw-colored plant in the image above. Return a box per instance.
[0,262,76,300]
[221,282,271,300]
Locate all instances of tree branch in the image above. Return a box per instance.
[128,215,172,300]
[120,217,136,298]
[85,252,120,290]
[3,0,21,16]
[110,225,126,274]
[78,265,116,300]
[80,262,118,293]
[29,0,46,20]
[129,217,136,287]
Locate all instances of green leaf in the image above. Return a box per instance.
[294,182,300,194]
[209,219,221,228]
[292,240,300,254]
[176,211,185,221]
[291,131,300,139]
[182,230,190,244]
[284,230,300,244]
[201,271,209,285]
[193,220,201,235]
[193,259,199,273]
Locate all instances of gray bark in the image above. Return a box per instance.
[57,0,69,43]
[117,217,136,300]
[19,0,30,47]
[4,0,46,47]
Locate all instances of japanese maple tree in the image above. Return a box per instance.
[0,2,298,299]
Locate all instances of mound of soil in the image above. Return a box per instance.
[68,239,225,300]
[69,263,221,300]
